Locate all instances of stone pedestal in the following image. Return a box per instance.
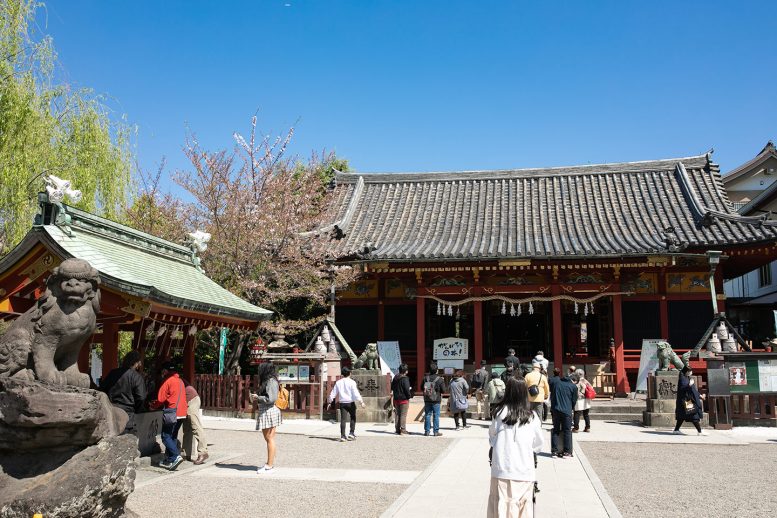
[346,369,392,423]
[643,371,709,427]
[135,411,162,457]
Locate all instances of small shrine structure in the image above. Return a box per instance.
[0,193,272,382]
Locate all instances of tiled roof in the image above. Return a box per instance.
[324,155,777,261]
[5,205,272,321]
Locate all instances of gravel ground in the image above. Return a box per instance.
[128,429,452,518]
[580,442,777,518]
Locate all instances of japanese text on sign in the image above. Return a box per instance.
[433,337,469,360]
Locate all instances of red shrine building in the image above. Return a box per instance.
[324,153,777,392]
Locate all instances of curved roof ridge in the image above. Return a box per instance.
[336,154,710,184]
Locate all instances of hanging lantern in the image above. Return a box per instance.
[501,301,506,315]
[510,304,516,317]
[529,301,534,315]
[437,302,441,315]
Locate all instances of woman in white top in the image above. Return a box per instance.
[488,377,544,518]
[572,369,592,433]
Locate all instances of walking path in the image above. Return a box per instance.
[130,414,773,517]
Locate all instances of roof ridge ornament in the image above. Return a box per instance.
[35,175,83,236]
[186,230,211,271]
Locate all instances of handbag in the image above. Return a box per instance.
[683,397,697,419]
[162,379,183,426]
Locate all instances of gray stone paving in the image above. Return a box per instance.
[580,442,777,518]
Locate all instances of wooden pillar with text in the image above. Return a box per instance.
[416,294,425,391]
[612,293,630,394]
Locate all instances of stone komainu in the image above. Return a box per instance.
[0,258,100,388]
[354,343,380,370]
[656,340,690,372]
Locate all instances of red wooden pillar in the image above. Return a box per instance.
[182,329,196,382]
[612,293,630,394]
[416,295,425,390]
[659,297,669,339]
[551,298,563,373]
[715,269,726,314]
[78,336,92,374]
[474,299,483,368]
[102,323,119,377]
[377,301,385,341]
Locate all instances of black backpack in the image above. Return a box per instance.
[472,369,486,389]
[423,374,440,400]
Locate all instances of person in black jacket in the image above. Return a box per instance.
[549,372,577,458]
[391,363,414,435]
[673,366,706,435]
[100,350,147,434]
[504,348,519,370]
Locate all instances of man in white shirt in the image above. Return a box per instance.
[327,367,366,442]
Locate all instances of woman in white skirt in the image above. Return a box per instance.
[572,369,592,433]
[488,377,544,518]
[250,363,282,474]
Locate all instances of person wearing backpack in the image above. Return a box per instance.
[572,369,594,433]
[472,360,489,420]
[422,362,446,436]
[250,362,282,473]
[486,370,506,419]
[524,361,549,422]
[391,363,414,435]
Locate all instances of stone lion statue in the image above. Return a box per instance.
[656,340,690,372]
[0,258,100,387]
[353,343,380,370]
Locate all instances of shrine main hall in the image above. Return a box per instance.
[323,153,777,392]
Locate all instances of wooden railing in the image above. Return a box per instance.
[592,373,616,399]
[709,393,777,429]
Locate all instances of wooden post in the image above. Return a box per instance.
[552,297,563,373]
[612,293,630,395]
[659,270,669,339]
[416,295,425,390]
[715,269,726,314]
[474,299,483,367]
[377,301,385,341]
[101,323,119,378]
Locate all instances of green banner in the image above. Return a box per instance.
[218,328,227,375]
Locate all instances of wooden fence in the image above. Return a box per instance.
[709,393,777,429]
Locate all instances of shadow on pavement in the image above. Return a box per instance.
[213,463,258,472]
[307,435,347,442]
[640,430,677,435]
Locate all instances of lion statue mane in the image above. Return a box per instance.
[656,340,690,372]
[353,343,380,370]
[0,258,100,387]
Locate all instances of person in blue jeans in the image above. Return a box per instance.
[422,362,446,436]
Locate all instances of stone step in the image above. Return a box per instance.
[589,412,642,422]
[589,405,645,414]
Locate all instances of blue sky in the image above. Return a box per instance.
[42,1,776,187]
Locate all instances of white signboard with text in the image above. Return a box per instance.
[433,337,469,360]
[636,339,661,392]
[377,341,401,379]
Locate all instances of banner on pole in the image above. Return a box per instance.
[218,328,227,375]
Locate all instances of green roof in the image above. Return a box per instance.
[10,203,272,323]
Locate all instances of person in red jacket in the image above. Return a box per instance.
[150,362,188,470]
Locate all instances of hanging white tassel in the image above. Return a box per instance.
[437,302,441,315]
[518,303,522,316]
[456,306,460,319]
[501,301,506,314]
[574,301,578,314]
[447,304,453,316]
[590,302,595,315]
[584,303,589,317]
[529,301,534,315]
[510,304,516,317]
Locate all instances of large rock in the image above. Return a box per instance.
[0,434,138,518]
[0,377,127,451]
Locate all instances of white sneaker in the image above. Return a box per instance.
[698,431,707,436]
[672,430,683,435]
[257,465,274,474]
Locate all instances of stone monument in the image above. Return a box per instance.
[0,258,138,517]
[349,343,391,422]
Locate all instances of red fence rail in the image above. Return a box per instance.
[709,393,777,429]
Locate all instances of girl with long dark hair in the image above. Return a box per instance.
[487,377,544,517]
[250,362,282,473]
